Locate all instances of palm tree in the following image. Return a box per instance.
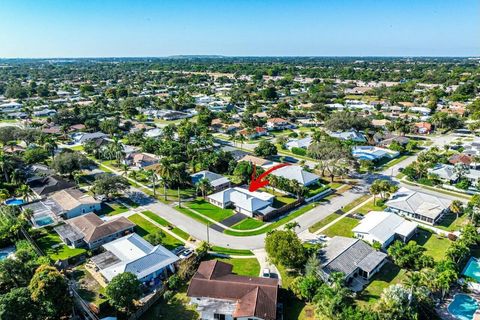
[237,134,246,150]
[403,272,423,304]
[196,178,213,199]
[121,164,129,177]
[43,139,58,160]
[369,181,382,205]
[449,200,463,219]
[18,184,33,202]
[0,189,10,202]
[0,152,14,183]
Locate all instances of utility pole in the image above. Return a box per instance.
[178,187,181,208]
[207,222,210,245]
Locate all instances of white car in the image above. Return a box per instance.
[262,268,271,278]
[179,249,194,259]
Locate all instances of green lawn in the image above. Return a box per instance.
[210,246,254,256]
[185,198,234,222]
[141,211,190,240]
[436,213,469,232]
[36,233,86,261]
[411,228,451,261]
[305,183,330,198]
[357,261,407,305]
[128,214,184,250]
[341,194,372,213]
[223,202,317,236]
[322,216,360,238]
[272,194,297,208]
[355,199,387,215]
[176,206,212,225]
[231,217,265,230]
[208,256,260,277]
[97,202,129,216]
[308,212,342,233]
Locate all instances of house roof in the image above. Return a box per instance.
[267,117,288,124]
[28,175,76,196]
[99,233,179,281]
[239,155,273,167]
[386,187,451,220]
[187,260,278,320]
[352,211,417,244]
[62,213,135,243]
[191,170,230,188]
[208,187,274,214]
[449,153,473,165]
[270,165,320,186]
[319,236,387,277]
[50,188,100,211]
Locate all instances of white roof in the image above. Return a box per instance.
[270,165,320,186]
[386,187,452,220]
[101,233,179,281]
[352,211,417,244]
[286,137,312,149]
[207,187,274,214]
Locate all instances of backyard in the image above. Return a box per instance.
[356,261,407,305]
[36,233,86,261]
[412,228,451,261]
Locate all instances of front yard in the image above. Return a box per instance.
[231,217,265,230]
[207,256,260,277]
[322,216,360,238]
[305,183,330,199]
[436,213,469,232]
[128,214,184,250]
[97,202,129,216]
[185,198,234,222]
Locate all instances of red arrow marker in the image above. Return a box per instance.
[249,163,290,192]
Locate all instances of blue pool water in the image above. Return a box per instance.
[35,215,54,227]
[463,257,480,282]
[5,198,24,206]
[448,294,478,320]
[0,253,8,260]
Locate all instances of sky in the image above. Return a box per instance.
[0,0,478,58]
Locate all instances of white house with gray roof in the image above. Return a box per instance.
[352,211,417,249]
[318,236,387,289]
[191,170,230,191]
[385,187,452,225]
[207,187,275,217]
[90,233,179,286]
[270,165,320,187]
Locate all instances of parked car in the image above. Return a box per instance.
[179,249,194,259]
[172,246,185,255]
[262,268,271,278]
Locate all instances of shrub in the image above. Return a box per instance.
[291,147,307,156]
[447,233,458,241]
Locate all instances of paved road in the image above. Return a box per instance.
[89,133,464,250]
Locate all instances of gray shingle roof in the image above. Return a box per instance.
[319,236,386,277]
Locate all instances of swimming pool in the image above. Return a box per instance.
[448,294,478,320]
[34,215,54,227]
[4,198,25,206]
[0,247,15,261]
[463,257,480,282]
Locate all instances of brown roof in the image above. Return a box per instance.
[187,260,278,320]
[67,213,135,243]
[267,118,287,123]
[239,155,271,167]
[50,188,100,211]
[449,153,473,165]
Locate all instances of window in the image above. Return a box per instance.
[213,314,225,320]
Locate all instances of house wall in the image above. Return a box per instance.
[87,227,135,250]
[64,202,102,219]
[386,207,440,225]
